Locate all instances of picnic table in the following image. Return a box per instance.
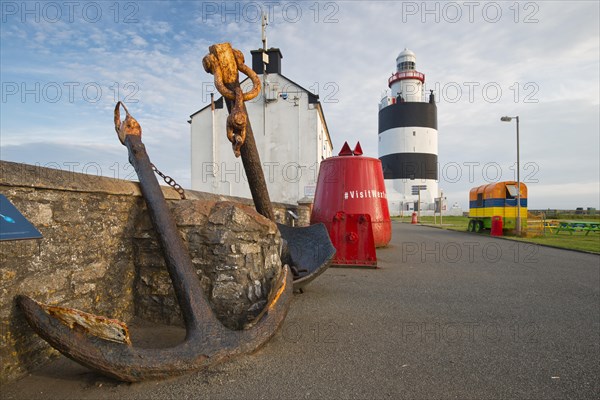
[554,221,600,236]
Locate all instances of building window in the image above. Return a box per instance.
[506,185,518,199]
[413,131,416,136]
[398,61,415,71]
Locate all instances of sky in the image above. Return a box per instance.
[1,0,598,210]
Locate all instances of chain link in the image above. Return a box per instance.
[151,163,186,199]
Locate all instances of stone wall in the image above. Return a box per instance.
[0,161,296,383]
[134,200,282,330]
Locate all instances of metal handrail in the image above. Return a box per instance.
[388,70,425,86]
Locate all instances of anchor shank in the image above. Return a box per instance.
[223,83,275,222]
[125,135,220,334]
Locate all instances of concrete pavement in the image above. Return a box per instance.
[3,222,599,399]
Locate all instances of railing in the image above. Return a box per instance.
[388,70,425,86]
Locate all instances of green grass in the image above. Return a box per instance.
[508,234,600,253]
[392,215,600,254]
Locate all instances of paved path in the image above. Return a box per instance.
[3,222,599,399]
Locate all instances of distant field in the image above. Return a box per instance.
[392,215,600,254]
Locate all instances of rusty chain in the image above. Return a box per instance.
[151,163,186,199]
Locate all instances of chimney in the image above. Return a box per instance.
[251,48,283,75]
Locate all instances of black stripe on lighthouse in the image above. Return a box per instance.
[379,153,438,180]
[378,102,437,132]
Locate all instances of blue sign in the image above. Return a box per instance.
[0,194,43,241]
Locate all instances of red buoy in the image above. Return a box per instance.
[411,212,418,224]
[311,142,392,248]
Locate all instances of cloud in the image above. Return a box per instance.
[130,34,148,47]
[1,1,598,209]
[0,140,192,188]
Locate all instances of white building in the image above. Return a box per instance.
[378,49,440,216]
[190,48,333,204]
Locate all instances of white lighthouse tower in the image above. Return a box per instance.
[378,49,438,216]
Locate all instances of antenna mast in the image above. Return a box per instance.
[261,12,269,77]
[261,11,269,131]
[262,12,268,51]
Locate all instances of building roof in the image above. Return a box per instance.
[189,73,318,119]
[188,74,333,148]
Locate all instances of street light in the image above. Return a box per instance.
[501,115,521,235]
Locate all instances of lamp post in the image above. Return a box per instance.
[501,116,521,235]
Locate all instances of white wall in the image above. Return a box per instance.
[190,74,332,204]
[378,126,438,157]
[390,78,423,102]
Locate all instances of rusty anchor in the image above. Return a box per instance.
[15,101,293,382]
[203,43,335,289]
